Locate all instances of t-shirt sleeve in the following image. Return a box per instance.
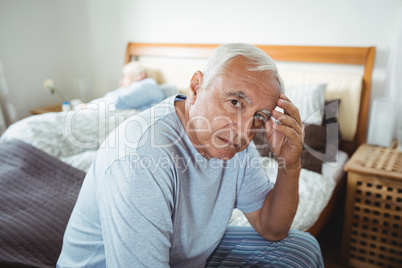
[96,153,174,267]
[235,145,274,213]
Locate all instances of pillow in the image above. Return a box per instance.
[301,124,327,174]
[322,99,341,162]
[252,124,327,174]
[284,84,326,125]
[160,83,179,98]
[323,99,341,126]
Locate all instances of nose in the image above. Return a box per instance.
[231,113,254,147]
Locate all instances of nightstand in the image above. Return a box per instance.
[30,103,62,115]
[341,142,402,267]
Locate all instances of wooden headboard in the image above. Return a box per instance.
[124,43,376,155]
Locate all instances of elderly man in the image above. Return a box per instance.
[57,43,323,267]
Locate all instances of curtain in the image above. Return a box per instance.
[0,59,10,135]
[384,8,402,138]
[0,102,6,134]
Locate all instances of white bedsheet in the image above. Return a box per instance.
[1,110,341,232]
[322,150,349,183]
[0,107,138,172]
[229,157,337,231]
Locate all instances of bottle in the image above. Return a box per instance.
[62,101,70,112]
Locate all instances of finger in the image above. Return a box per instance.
[279,93,292,103]
[265,127,286,154]
[272,109,303,136]
[272,123,303,147]
[263,119,276,139]
[277,94,302,127]
[264,119,284,146]
[277,97,302,126]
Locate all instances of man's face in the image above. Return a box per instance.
[187,56,281,160]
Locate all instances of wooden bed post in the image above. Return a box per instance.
[355,46,376,148]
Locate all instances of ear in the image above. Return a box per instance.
[187,71,203,105]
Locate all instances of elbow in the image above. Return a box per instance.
[259,224,291,241]
[261,230,289,242]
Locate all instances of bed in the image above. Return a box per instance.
[0,42,375,267]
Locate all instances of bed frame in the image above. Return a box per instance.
[124,42,376,236]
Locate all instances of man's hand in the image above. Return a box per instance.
[244,94,304,241]
[264,93,304,170]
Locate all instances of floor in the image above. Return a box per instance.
[316,199,347,268]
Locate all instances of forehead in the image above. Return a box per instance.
[214,57,281,108]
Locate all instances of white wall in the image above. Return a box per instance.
[56,0,92,101]
[119,0,401,100]
[0,0,66,122]
[84,0,125,100]
[0,0,401,126]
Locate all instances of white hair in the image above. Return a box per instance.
[122,62,146,76]
[202,43,284,93]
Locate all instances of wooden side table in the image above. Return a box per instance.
[341,141,402,267]
[30,103,62,115]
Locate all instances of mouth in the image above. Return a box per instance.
[218,137,239,148]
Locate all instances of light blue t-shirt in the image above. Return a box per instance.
[93,78,165,111]
[57,95,273,267]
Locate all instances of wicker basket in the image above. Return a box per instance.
[342,142,402,268]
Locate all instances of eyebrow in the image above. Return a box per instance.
[226,91,252,104]
[227,91,273,119]
[259,110,272,119]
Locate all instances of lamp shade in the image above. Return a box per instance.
[367,97,398,147]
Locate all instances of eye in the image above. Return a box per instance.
[252,113,271,128]
[230,99,242,109]
[254,114,265,121]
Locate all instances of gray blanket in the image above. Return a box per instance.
[0,139,85,268]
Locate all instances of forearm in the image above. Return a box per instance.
[245,93,304,241]
[259,166,301,240]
